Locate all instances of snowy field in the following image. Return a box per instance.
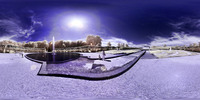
[150,50,199,58]
[1,53,200,99]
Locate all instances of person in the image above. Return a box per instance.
[102,50,106,61]
[99,54,101,60]
[22,52,24,58]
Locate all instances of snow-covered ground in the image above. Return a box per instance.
[150,50,199,58]
[104,49,140,54]
[94,51,144,70]
[94,56,137,70]
[43,51,144,74]
[1,53,200,99]
[80,49,140,59]
[80,52,115,59]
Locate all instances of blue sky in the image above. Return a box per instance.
[1,0,200,46]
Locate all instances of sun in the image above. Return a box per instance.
[68,18,84,28]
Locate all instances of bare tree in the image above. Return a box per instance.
[37,40,48,48]
[64,41,70,47]
[117,43,121,47]
[76,41,87,47]
[95,36,102,46]
[86,35,102,46]
[125,44,129,47]
[121,43,125,48]
[199,42,200,47]
[55,40,65,48]
[24,42,37,48]
[193,43,198,47]
[70,41,77,47]
[107,42,111,47]
[86,35,95,46]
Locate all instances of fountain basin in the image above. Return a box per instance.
[26,52,80,64]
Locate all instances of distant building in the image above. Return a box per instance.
[143,46,150,50]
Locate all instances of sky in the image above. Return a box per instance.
[1,0,200,47]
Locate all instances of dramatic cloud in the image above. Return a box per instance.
[150,32,200,46]
[150,17,200,46]
[0,9,42,41]
[171,17,200,34]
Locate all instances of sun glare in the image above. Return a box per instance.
[68,18,84,28]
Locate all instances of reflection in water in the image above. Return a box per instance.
[26,52,80,64]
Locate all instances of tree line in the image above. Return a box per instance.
[0,35,129,49]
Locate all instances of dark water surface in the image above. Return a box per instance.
[26,52,80,64]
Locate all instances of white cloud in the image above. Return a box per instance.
[0,19,37,40]
[150,32,200,46]
[0,35,16,42]
[0,10,42,41]
[102,37,145,47]
[170,17,200,32]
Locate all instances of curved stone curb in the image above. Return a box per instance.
[26,53,80,64]
[37,51,146,80]
[25,54,44,64]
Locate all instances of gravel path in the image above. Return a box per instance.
[1,53,200,99]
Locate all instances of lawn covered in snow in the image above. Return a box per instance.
[150,50,199,58]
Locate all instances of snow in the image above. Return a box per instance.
[83,51,144,70]
[1,52,200,99]
[94,55,137,70]
[83,63,93,70]
[80,49,140,59]
[150,50,199,58]
[80,52,116,59]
